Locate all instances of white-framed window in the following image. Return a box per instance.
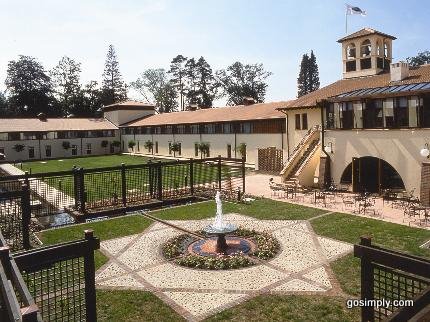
[72,145,78,156]
[28,146,35,159]
[45,145,51,157]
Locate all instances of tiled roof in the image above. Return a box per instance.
[122,101,289,127]
[337,28,396,43]
[0,118,118,133]
[281,64,430,110]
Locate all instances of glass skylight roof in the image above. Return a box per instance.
[334,82,430,99]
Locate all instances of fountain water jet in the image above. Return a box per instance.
[203,191,238,254]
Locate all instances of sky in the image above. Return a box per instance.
[0,0,429,106]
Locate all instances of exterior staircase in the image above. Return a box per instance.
[280,125,321,184]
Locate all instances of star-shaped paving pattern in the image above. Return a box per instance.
[95,214,353,321]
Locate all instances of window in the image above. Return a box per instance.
[28,146,35,159]
[227,144,232,158]
[154,127,161,134]
[168,142,172,155]
[204,124,215,134]
[295,114,301,130]
[340,102,354,129]
[0,147,4,155]
[155,141,158,154]
[177,143,182,156]
[223,123,232,134]
[363,99,383,128]
[23,133,37,140]
[176,125,185,134]
[165,126,173,134]
[394,97,408,127]
[195,143,199,157]
[301,114,308,130]
[0,133,7,141]
[353,102,363,128]
[190,125,199,134]
[86,143,92,155]
[8,132,20,141]
[240,122,252,133]
[72,145,78,156]
[408,96,418,127]
[346,43,356,59]
[45,145,51,157]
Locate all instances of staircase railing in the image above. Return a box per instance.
[280,125,321,177]
[292,139,320,177]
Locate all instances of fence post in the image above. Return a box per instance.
[241,156,246,193]
[157,161,162,200]
[148,160,153,198]
[24,171,30,186]
[0,246,11,279]
[217,155,222,192]
[21,304,39,322]
[189,158,194,195]
[121,163,127,207]
[72,166,79,210]
[21,184,31,250]
[83,230,98,322]
[78,168,86,213]
[360,236,374,322]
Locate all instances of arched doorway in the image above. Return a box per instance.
[340,157,405,193]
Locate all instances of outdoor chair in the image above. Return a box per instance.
[342,195,355,211]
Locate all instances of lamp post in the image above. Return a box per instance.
[420,143,430,158]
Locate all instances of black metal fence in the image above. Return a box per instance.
[0,157,245,218]
[0,230,99,322]
[0,185,32,251]
[354,237,430,321]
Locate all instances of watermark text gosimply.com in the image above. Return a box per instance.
[346,298,414,309]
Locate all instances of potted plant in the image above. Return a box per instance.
[236,143,247,160]
[101,140,109,149]
[128,140,136,151]
[198,142,210,158]
[62,141,71,150]
[144,140,154,153]
[170,142,181,157]
[13,144,25,153]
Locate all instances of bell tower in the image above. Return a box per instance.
[338,28,396,79]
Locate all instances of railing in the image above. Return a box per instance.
[0,185,32,251]
[0,229,100,322]
[281,125,321,177]
[0,157,246,217]
[354,237,430,322]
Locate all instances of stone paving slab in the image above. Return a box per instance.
[96,214,353,321]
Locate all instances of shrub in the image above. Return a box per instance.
[101,140,109,148]
[111,140,121,147]
[197,142,210,158]
[128,140,136,150]
[62,141,71,150]
[236,143,247,159]
[13,144,25,152]
[143,140,153,152]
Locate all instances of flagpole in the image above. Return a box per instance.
[345,8,348,34]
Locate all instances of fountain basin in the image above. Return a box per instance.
[189,236,255,257]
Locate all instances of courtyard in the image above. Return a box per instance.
[39,198,430,321]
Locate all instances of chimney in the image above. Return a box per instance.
[37,112,47,121]
[243,97,256,106]
[390,62,410,82]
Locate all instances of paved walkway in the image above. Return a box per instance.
[0,163,75,210]
[95,214,353,321]
[245,173,430,230]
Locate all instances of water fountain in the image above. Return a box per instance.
[202,191,238,254]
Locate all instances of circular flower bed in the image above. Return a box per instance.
[161,227,280,270]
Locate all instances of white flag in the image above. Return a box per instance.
[346,4,367,16]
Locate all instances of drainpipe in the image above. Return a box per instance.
[319,100,330,158]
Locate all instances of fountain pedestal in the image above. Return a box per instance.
[215,234,228,254]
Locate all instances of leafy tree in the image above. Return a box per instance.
[130,69,178,113]
[406,51,430,67]
[128,140,136,150]
[101,45,127,105]
[168,55,187,111]
[170,142,181,157]
[297,50,320,97]
[62,141,71,150]
[144,140,154,153]
[5,55,55,116]
[216,62,272,105]
[192,57,218,108]
[50,56,82,115]
[13,144,25,152]
[81,81,103,116]
[0,91,9,117]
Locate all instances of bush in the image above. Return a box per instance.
[62,141,71,150]
[143,140,153,152]
[101,140,109,148]
[128,140,136,150]
[13,144,25,152]
[111,140,121,147]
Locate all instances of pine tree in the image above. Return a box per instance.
[168,55,187,111]
[184,58,199,106]
[308,50,320,92]
[297,53,309,98]
[297,51,320,97]
[195,56,217,108]
[101,45,127,105]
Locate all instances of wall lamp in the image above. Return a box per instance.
[420,143,430,158]
[325,142,334,154]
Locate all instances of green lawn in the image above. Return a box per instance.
[37,199,430,321]
[312,212,430,296]
[19,154,241,204]
[21,154,155,173]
